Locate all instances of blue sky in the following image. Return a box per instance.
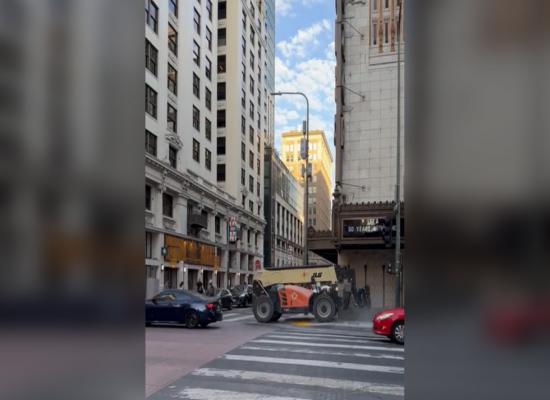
[274,0,336,157]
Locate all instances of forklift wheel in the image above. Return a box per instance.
[270,311,282,322]
[313,293,337,322]
[253,295,274,323]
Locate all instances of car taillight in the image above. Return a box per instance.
[206,303,215,310]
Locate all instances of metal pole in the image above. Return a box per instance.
[270,91,310,265]
[226,218,230,289]
[394,1,403,308]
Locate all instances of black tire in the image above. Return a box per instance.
[253,295,274,323]
[185,311,200,329]
[270,311,282,322]
[313,293,337,322]
[145,321,152,327]
[391,321,404,345]
[200,323,209,328]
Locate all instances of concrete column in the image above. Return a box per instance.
[177,261,184,289]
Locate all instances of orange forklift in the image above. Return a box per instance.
[252,265,352,323]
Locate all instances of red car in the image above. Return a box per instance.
[373,307,405,344]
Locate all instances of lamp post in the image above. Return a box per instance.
[271,91,310,265]
[394,0,403,308]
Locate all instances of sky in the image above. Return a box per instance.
[273,0,336,159]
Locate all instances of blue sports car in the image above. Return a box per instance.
[145,289,223,328]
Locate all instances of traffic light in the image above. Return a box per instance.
[382,216,393,246]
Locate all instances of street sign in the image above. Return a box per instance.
[228,216,239,243]
[300,137,307,160]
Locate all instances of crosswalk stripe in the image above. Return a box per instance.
[224,315,255,322]
[279,328,372,340]
[221,354,404,374]
[223,313,237,318]
[264,333,383,344]
[271,331,374,340]
[252,339,404,352]
[238,345,405,360]
[176,387,308,400]
[192,368,404,396]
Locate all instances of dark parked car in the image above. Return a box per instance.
[145,289,222,328]
[231,284,253,307]
[216,288,233,310]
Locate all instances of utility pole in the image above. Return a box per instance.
[271,91,310,265]
[394,0,403,308]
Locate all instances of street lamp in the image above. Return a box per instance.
[271,91,310,265]
[394,0,403,308]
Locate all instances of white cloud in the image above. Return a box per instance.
[275,0,293,16]
[276,19,331,59]
[275,108,300,126]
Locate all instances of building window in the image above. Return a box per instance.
[218,0,226,19]
[241,88,246,108]
[242,195,246,207]
[193,73,200,98]
[249,101,254,119]
[241,36,246,57]
[249,200,254,213]
[145,232,152,258]
[205,88,212,110]
[193,8,201,34]
[145,40,158,75]
[217,54,226,73]
[192,106,200,130]
[385,21,389,44]
[205,57,212,80]
[250,77,254,94]
[249,150,254,168]
[249,175,254,192]
[145,0,158,33]
[217,109,226,128]
[205,149,212,170]
[249,127,254,144]
[257,137,260,152]
[167,103,177,132]
[241,168,245,185]
[167,63,177,95]
[241,143,246,161]
[169,0,178,16]
[257,112,261,129]
[218,28,226,47]
[242,11,247,31]
[373,23,378,46]
[217,164,226,181]
[217,137,226,155]
[241,116,246,135]
[250,29,255,45]
[169,145,177,168]
[145,85,157,118]
[145,185,152,210]
[193,139,200,162]
[206,0,213,21]
[205,118,212,140]
[250,51,255,69]
[217,82,226,101]
[215,216,221,235]
[163,193,173,217]
[257,181,260,196]
[145,130,157,156]
[193,41,200,66]
[241,61,246,83]
[257,158,260,175]
[206,27,212,51]
[168,24,178,56]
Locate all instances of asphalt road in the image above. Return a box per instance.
[146,306,403,399]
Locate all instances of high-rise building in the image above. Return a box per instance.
[331,0,405,308]
[144,0,274,298]
[280,130,333,232]
[216,0,275,272]
[263,146,304,268]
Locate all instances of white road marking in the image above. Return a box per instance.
[252,339,404,352]
[192,368,404,397]
[278,329,371,340]
[177,387,308,400]
[265,333,382,344]
[223,315,255,322]
[305,321,374,328]
[221,354,404,374]
[238,345,405,360]
[223,313,237,318]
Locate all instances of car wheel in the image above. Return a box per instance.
[145,321,152,327]
[185,311,200,329]
[391,321,404,345]
[200,323,209,328]
[227,303,232,310]
[253,295,274,323]
[313,293,337,322]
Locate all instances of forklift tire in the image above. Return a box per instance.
[270,311,282,322]
[253,295,274,323]
[313,293,337,322]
